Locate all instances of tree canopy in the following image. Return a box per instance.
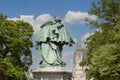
[80,0,120,80]
[0,13,34,80]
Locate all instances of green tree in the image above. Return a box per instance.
[0,13,34,80]
[80,0,120,80]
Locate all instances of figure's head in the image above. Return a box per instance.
[54,16,61,22]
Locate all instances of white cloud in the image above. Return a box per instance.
[64,11,97,24]
[81,33,93,41]
[35,14,53,34]
[20,15,35,26]
[81,28,101,42]
[8,17,20,21]
[80,32,94,48]
[8,14,53,34]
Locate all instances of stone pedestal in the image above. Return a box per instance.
[32,66,72,80]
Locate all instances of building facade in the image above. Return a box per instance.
[72,42,88,80]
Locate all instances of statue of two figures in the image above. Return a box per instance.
[36,16,74,67]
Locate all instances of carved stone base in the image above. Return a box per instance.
[32,66,72,80]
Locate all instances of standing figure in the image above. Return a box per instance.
[36,16,74,67]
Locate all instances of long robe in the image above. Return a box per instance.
[36,22,74,66]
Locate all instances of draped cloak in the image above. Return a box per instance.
[36,21,74,66]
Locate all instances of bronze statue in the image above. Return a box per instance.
[36,16,74,67]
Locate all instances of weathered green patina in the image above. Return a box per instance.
[36,16,74,67]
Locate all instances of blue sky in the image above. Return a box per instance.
[0,0,97,70]
[1,0,95,17]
